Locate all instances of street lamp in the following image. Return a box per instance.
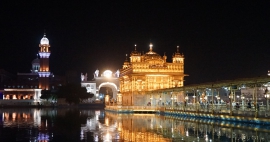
[241,94,245,110]
[185,95,189,101]
[264,88,270,110]
[150,95,153,106]
[159,95,162,106]
[216,95,220,105]
[174,96,177,105]
[171,95,173,107]
[185,94,189,108]
[204,95,208,102]
[229,92,234,115]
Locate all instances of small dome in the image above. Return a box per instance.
[32,58,40,64]
[131,50,141,56]
[131,44,141,56]
[144,53,162,60]
[143,43,162,60]
[40,35,49,45]
[144,50,162,60]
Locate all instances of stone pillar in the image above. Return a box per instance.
[117,93,122,106]
[105,94,109,105]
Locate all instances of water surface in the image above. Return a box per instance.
[0,108,269,142]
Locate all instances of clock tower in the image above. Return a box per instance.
[38,33,51,90]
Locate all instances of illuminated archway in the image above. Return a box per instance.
[98,82,119,101]
[81,69,120,102]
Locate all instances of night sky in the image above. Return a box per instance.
[0,1,270,85]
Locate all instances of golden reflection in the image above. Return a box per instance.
[2,110,41,127]
[105,117,109,126]
[100,111,270,141]
[12,113,16,120]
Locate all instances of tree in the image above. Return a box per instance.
[41,90,52,101]
[55,83,93,104]
[40,90,57,103]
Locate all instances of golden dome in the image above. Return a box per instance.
[143,43,162,60]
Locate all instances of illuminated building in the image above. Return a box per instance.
[38,33,51,90]
[1,33,65,105]
[119,43,187,106]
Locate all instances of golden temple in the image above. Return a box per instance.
[119,43,188,106]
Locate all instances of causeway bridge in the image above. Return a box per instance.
[105,75,270,124]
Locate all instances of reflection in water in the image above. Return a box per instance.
[86,112,270,142]
[0,108,270,141]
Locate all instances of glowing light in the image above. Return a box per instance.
[146,74,169,77]
[94,134,99,141]
[103,70,112,78]
[186,130,189,136]
[105,118,109,126]
[104,132,112,142]
[149,43,153,49]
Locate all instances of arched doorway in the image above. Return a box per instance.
[98,82,118,102]
[81,69,120,102]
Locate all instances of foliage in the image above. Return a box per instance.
[56,83,93,104]
[40,90,56,101]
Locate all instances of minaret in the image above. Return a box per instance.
[130,44,141,62]
[172,46,184,63]
[122,54,130,69]
[38,33,51,90]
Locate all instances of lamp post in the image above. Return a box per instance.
[174,95,177,107]
[150,95,153,106]
[215,94,220,112]
[185,94,188,110]
[264,90,270,110]
[159,95,162,106]
[241,94,245,110]
[171,95,173,108]
[216,95,220,105]
[185,95,189,102]
[229,92,234,115]
[204,95,208,102]
[194,89,198,112]
[204,95,208,110]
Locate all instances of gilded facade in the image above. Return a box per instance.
[119,44,187,106]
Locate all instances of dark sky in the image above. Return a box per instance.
[0,1,270,85]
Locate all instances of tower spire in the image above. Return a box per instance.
[125,54,128,61]
[149,43,153,51]
[38,33,51,90]
[134,44,137,51]
[43,29,46,37]
[177,46,179,53]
